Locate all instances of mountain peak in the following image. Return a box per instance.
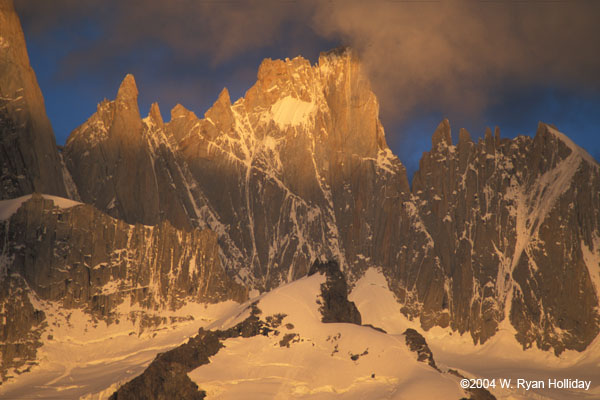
[170,103,197,121]
[256,55,311,84]
[432,119,452,148]
[536,121,597,166]
[215,87,231,108]
[116,74,138,102]
[148,102,163,126]
[204,88,234,133]
[458,128,472,145]
[0,0,69,199]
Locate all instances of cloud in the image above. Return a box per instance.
[311,0,600,122]
[15,0,600,126]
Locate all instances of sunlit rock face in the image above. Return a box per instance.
[411,121,600,352]
[64,75,194,230]
[0,194,247,379]
[63,45,600,354]
[0,0,71,199]
[65,48,414,292]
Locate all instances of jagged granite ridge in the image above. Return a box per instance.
[62,47,600,354]
[64,48,412,292]
[409,121,600,353]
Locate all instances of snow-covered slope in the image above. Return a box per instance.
[351,268,600,400]
[176,271,466,399]
[0,299,240,399]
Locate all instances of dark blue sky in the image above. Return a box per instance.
[16,0,600,178]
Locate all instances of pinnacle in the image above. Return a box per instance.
[149,102,163,126]
[170,103,197,121]
[216,87,231,107]
[432,119,452,148]
[116,74,138,102]
[458,128,471,145]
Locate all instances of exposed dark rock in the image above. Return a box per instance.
[111,302,282,399]
[363,324,387,334]
[265,313,287,329]
[0,275,46,381]
[309,260,361,325]
[403,328,438,370]
[109,329,219,400]
[279,333,299,348]
[409,120,600,353]
[349,349,368,361]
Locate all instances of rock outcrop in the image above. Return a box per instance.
[0,0,71,200]
[110,302,279,400]
[309,260,362,325]
[403,328,438,370]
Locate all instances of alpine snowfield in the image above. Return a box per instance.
[187,272,465,399]
[0,300,240,399]
[350,268,600,400]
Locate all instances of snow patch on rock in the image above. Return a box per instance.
[0,194,81,220]
[270,96,316,129]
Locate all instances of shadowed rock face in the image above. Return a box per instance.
[403,328,437,370]
[0,0,71,200]
[0,194,247,380]
[410,121,600,352]
[1,195,247,311]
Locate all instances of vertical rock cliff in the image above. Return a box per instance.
[64,48,413,291]
[0,0,71,199]
[410,121,600,352]
[0,194,247,380]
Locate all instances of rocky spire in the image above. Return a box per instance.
[458,127,472,145]
[116,74,139,103]
[0,0,69,199]
[148,102,164,127]
[204,88,234,134]
[109,74,143,140]
[431,119,452,148]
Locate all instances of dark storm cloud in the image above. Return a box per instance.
[15,0,600,125]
